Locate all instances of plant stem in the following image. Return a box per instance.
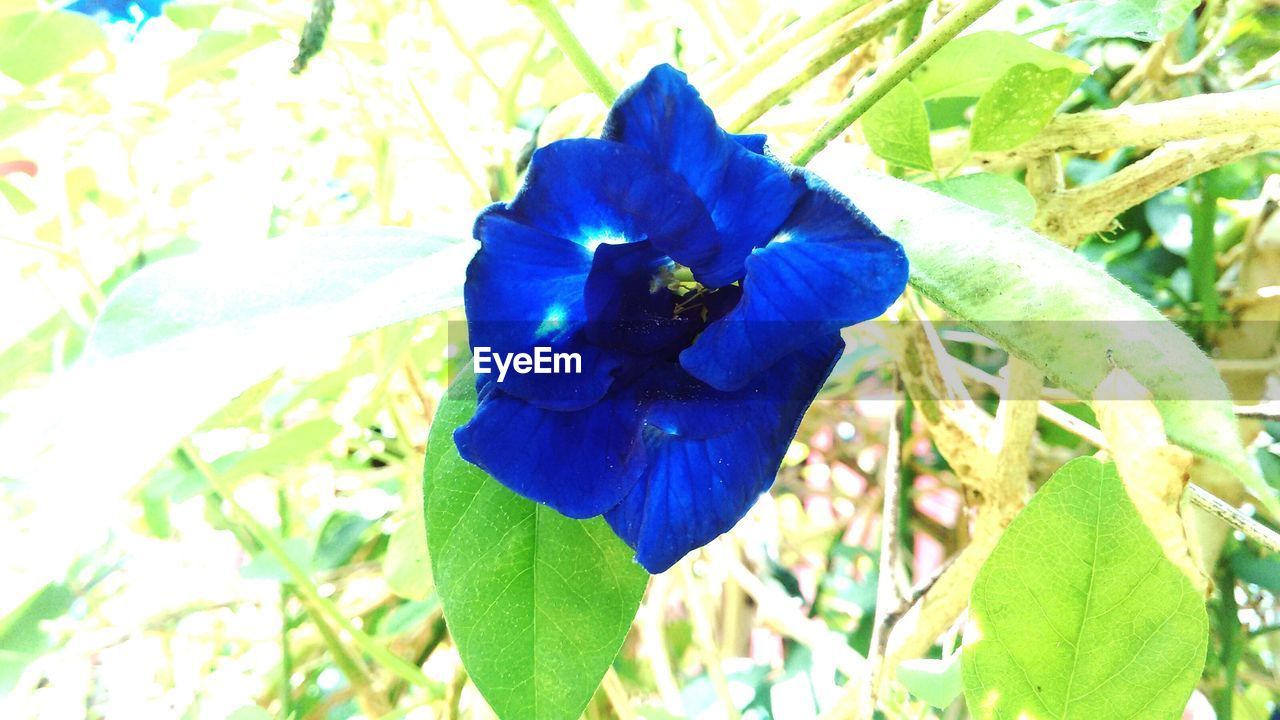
[791,0,1004,166]
[1186,483,1280,553]
[278,488,296,719]
[706,0,873,105]
[424,0,503,96]
[518,0,618,105]
[689,0,744,66]
[601,667,636,720]
[862,388,906,715]
[680,561,740,720]
[1212,562,1242,720]
[727,0,931,132]
[178,442,440,694]
[405,77,489,204]
[892,0,929,56]
[1190,175,1222,325]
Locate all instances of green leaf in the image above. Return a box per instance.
[376,597,439,637]
[163,2,222,29]
[0,105,46,142]
[0,583,75,694]
[0,229,473,537]
[898,653,963,709]
[425,371,649,720]
[816,167,1277,517]
[313,511,375,571]
[911,31,1089,100]
[1051,0,1199,41]
[216,418,342,484]
[241,538,314,581]
[385,500,435,601]
[970,64,1074,152]
[920,174,1035,224]
[0,11,106,86]
[167,26,279,97]
[862,80,933,171]
[962,458,1207,719]
[1230,550,1280,594]
[0,177,35,214]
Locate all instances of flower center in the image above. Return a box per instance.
[650,264,730,322]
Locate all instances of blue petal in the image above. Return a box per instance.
[455,383,647,519]
[680,172,908,392]
[466,207,626,410]
[507,138,717,257]
[583,241,697,356]
[734,133,768,155]
[606,334,843,572]
[603,64,806,286]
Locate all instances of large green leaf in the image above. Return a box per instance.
[814,163,1276,517]
[0,11,105,86]
[969,64,1075,152]
[910,31,1089,100]
[0,229,473,534]
[862,80,933,171]
[962,458,1207,719]
[425,371,649,720]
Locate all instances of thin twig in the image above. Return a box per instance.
[861,385,906,717]
[791,0,1004,165]
[518,0,618,104]
[425,0,503,95]
[179,442,439,693]
[1032,402,1280,555]
[727,0,930,132]
[601,667,637,720]
[405,77,489,204]
[681,560,741,720]
[1234,401,1280,419]
[1186,484,1280,554]
[689,0,745,65]
[706,0,874,104]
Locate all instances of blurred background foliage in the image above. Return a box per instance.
[0,0,1279,718]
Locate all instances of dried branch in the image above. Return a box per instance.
[932,86,1280,165]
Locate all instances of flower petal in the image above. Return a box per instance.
[606,334,842,572]
[733,133,768,155]
[508,138,717,256]
[583,241,695,356]
[680,173,908,392]
[603,64,805,286]
[466,207,624,410]
[455,382,647,519]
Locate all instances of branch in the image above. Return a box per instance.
[791,0,1005,165]
[727,0,931,132]
[933,86,1280,165]
[1036,129,1280,246]
[519,0,618,104]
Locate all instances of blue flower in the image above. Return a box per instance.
[66,0,169,24]
[455,64,908,573]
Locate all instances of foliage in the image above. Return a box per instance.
[1,0,1279,719]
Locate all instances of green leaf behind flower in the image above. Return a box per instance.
[863,80,933,171]
[910,31,1089,100]
[969,64,1075,152]
[963,458,1207,719]
[425,370,649,720]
